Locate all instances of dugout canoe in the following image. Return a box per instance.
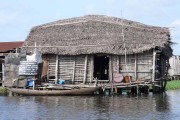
[7,86,100,96]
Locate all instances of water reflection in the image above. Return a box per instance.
[155,93,169,112]
[0,91,180,120]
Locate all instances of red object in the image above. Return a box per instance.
[124,76,132,83]
[0,41,24,52]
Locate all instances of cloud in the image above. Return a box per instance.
[170,19,180,55]
[0,11,18,26]
[171,19,180,26]
[106,0,116,6]
[85,4,96,14]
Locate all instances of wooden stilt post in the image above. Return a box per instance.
[47,56,49,81]
[136,84,139,95]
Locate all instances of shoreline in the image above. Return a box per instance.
[166,80,180,90]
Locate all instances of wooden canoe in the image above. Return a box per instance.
[7,86,100,96]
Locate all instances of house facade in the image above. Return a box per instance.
[24,15,172,84]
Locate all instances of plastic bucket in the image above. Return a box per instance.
[27,80,33,87]
[58,79,65,85]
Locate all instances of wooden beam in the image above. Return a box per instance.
[152,50,157,82]
[83,55,88,84]
[135,54,137,81]
[90,55,94,84]
[117,55,119,73]
[109,55,113,82]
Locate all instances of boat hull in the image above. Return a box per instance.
[7,87,100,96]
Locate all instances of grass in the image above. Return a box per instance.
[0,87,7,94]
[166,80,180,90]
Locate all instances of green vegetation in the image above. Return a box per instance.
[0,87,7,94]
[166,80,180,90]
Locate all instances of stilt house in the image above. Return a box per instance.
[24,15,172,84]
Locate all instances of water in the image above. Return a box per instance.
[1,90,180,120]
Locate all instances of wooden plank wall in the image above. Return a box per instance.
[47,52,154,83]
[58,56,74,81]
[48,55,92,83]
[117,51,153,81]
[137,52,153,81]
[119,54,136,81]
[74,55,86,82]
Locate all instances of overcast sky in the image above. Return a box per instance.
[0,0,180,55]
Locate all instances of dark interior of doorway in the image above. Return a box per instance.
[94,55,109,80]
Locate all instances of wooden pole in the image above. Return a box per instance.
[117,55,119,73]
[47,55,50,82]
[72,56,76,83]
[109,56,114,94]
[136,85,139,95]
[135,54,137,81]
[152,49,157,82]
[83,55,88,84]
[90,55,94,84]
[55,55,59,84]
[109,56,113,82]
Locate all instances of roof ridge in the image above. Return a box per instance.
[32,15,166,31]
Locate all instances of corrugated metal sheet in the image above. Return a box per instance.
[0,41,24,52]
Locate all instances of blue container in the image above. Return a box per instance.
[58,79,65,85]
[27,80,33,87]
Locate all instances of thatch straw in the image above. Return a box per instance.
[24,15,172,56]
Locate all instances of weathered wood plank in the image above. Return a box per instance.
[152,50,156,82]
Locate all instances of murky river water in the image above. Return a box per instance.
[1,90,180,120]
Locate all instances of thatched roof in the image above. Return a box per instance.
[24,15,172,56]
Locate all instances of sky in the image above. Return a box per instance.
[0,0,180,55]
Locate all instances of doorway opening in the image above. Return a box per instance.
[94,55,109,80]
